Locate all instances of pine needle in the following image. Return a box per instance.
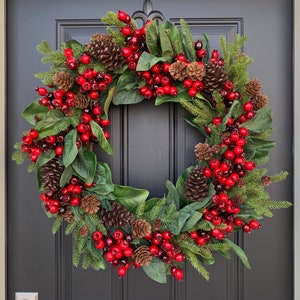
[184,250,210,280]
[52,217,63,234]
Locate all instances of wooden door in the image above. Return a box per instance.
[7,0,293,299]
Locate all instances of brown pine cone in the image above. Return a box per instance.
[152,219,162,231]
[184,166,209,201]
[232,195,244,205]
[194,143,213,161]
[63,209,74,223]
[81,194,100,214]
[75,93,90,109]
[134,246,153,266]
[246,78,262,97]
[252,94,269,110]
[202,61,228,93]
[86,34,125,71]
[187,62,206,81]
[100,202,135,228]
[211,144,221,154]
[79,226,89,237]
[169,61,187,81]
[132,219,152,238]
[40,158,64,194]
[53,71,74,91]
[237,179,246,188]
[261,176,272,186]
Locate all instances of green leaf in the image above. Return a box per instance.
[176,165,194,206]
[60,165,73,187]
[243,106,272,134]
[104,86,116,117]
[244,138,275,162]
[155,85,187,106]
[159,25,174,62]
[136,52,166,71]
[63,129,78,167]
[22,100,49,125]
[143,257,167,284]
[72,150,97,183]
[146,22,160,56]
[181,211,203,232]
[166,180,179,209]
[35,150,55,170]
[90,120,113,156]
[113,184,149,211]
[223,238,251,269]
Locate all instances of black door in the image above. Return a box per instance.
[7,0,293,299]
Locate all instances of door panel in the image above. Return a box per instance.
[7,0,293,299]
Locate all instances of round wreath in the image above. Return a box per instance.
[13,10,291,283]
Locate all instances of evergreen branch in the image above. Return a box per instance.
[190,220,213,232]
[102,11,126,30]
[81,253,91,270]
[179,19,196,62]
[65,221,77,235]
[27,163,36,173]
[143,197,167,222]
[52,217,63,234]
[11,150,27,165]
[107,27,125,45]
[133,199,146,219]
[86,214,107,234]
[271,171,288,183]
[72,233,88,267]
[184,250,210,280]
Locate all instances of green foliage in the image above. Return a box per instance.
[90,120,113,155]
[52,217,63,234]
[271,171,288,183]
[143,257,167,284]
[36,40,65,66]
[184,249,210,280]
[12,143,27,165]
[179,19,197,62]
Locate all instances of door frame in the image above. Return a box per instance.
[0,1,298,299]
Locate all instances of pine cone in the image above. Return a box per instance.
[169,61,187,81]
[261,176,272,186]
[194,143,213,161]
[252,94,269,110]
[100,202,135,228]
[81,194,100,214]
[75,93,90,109]
[132,219,152,238]
[86,34,125,71]
[40,158,64,193]
[202,61,228,93]
[64,107,74,117]
[153,219,162,231]
[134,246,153,267]
[79,226,89,237]
[63,209,74,223]
[187,62,206,81]
[237,179,246,188]
[211,144,221,154]
[246,78,262,97]
[53,71,74,91]
[232,195,244,205]
[184,166,209,201]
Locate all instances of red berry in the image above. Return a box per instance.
[233,146,244,156]
[149,245,159,255]
[245,161,255,170]
[100,118,111,127]
[80,53,91,64]
[197,49,207,58]
[243,224,251,233]
[122,247,133,258]
[98,82,107,91]
[22,135,33,145]
[122,47,132,58]
[117,266,127,278]
[103,74,112,84]
[183,78,193,88]
[155,87,165,97]
[92,106,101,115]
[89,91,99,100]
[169,86,178,96]
[213,116,222,126]
[64,48,73,57]
[174,253,185,262]
[118,10,131,23]
[239,127,249,137]
[70,197,80,206]
[202,167,212,177]
[113,230,124,240]
[249,220,260,230]
[94,240,105,249]
[211,50,219,59]
[92,230,103,241]
[209,158,219,169]
[188,87,197,98]
[121,26,132,36]
[55,146,63,156]
[224,150,235,160]
[81,113,92,123]
[104,131,110,139]
[36,87,48,96]
[189,231,198,239]
[105,251,115,262]
[223,80,234,91]
[162,240,172,251]
[172,268,184,281]
[81,133,90,142]
[162,230,173,240]
[227,91,236,101]
[243,102,253,112]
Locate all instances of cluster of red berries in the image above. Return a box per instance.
[36,87,76,115]
[145,230,185,281]
[92,229,134,278]
[40,176,83,214]
[21,128,69,162]
[139,63,179,99]
[118,10,148,71]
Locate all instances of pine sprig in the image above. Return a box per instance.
[52,217,63,234]
[184,249,210,280]
[72,234,88,267]
[36,40,65,66]
[134,199,147,219]
[143,197,167,222]
[271,171,288,183]
[179,19,197,62]
[190,220,214,232]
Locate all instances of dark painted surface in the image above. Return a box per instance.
[7,0,293,299]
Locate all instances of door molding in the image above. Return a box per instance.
[1,0,5,299]
[294,1,299,299]
[1,1,298,299]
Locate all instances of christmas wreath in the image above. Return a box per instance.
[13,10,291,283]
